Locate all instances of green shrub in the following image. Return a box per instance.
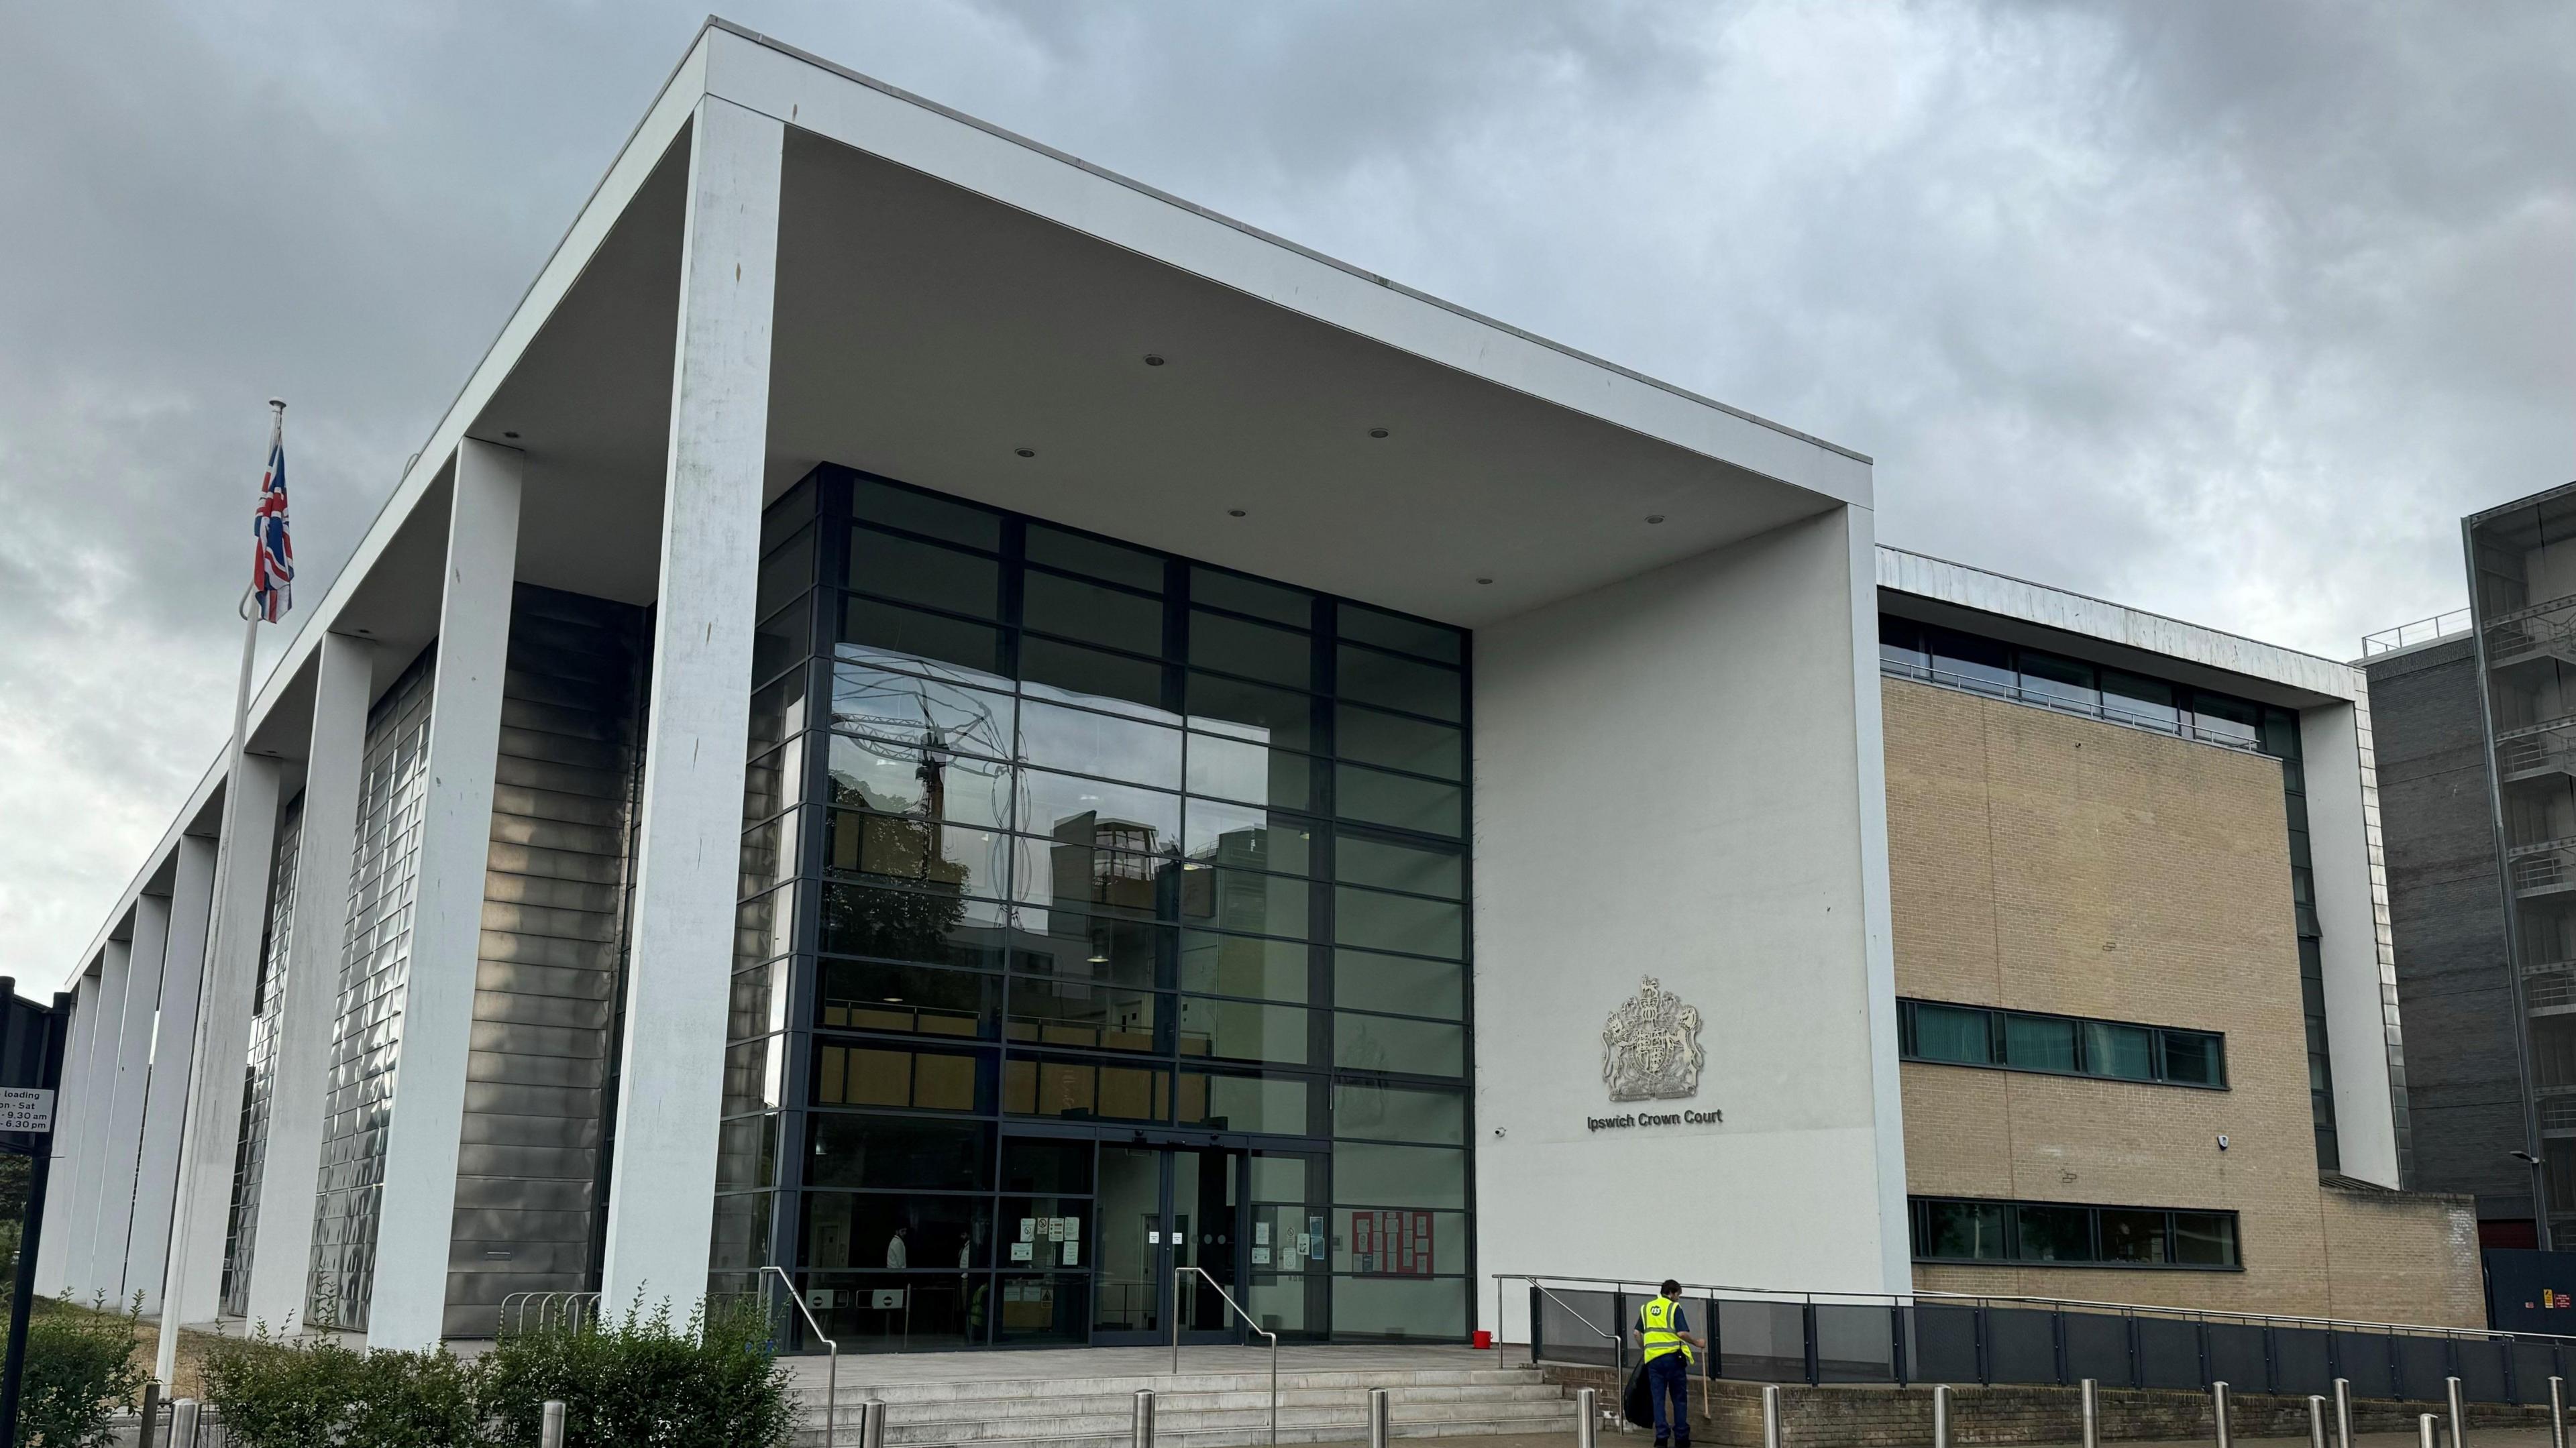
[478,1299,796,1448]
[15,1294,145,1448]
[203,1330,480,1448]
[13,1296,145,1448]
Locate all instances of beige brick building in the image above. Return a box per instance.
[1877,550,2484,1327]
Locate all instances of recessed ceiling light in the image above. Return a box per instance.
[1015,447,1036,458]
[1368,427,1391,439]
[1646,514,1666,525]
[1476,577,1495,586]
[1228,508,1247,518]
[1143,354,1167,367]
[883,996,905,1004]
[1087,953,1111,964]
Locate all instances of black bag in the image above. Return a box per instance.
[1621,1359,1654,1429]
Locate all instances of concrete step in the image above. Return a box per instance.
[828,1368,1554,1403]
[835,1383,1567,1416]
[873,1398,1574,1442]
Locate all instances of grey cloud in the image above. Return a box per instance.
[1,0,2567,972]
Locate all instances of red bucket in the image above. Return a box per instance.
[1472,1329,1495,1349]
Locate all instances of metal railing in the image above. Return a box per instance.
[1507,1274,2576,1402]
[1173,1265,1279,1443]
[2364,610,2474,656]
[1880,659,2263,754]
[1530,1281,1629,1435]
[497,1291,603,1335]
[764,1265,841,1447]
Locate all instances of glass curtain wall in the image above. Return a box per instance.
[716,465,1474,1347]
[221,793,305,1315]
[306,647,438,1331]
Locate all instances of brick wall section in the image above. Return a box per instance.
[1882,677,2483,1323]
[1540,1365,2551,1447]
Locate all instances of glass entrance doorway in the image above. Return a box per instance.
[1091,1142,1244,1344]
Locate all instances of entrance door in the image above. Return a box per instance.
[1090,1143,1245,1345]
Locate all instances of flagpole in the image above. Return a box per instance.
[154,398,284,1388]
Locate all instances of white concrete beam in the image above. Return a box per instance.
[601,95,782,1317]
[95,896,169,1301]
[128,834,215,1315]
[66,942,132,1299]
[364,443,519,1351]
[245,632,374,1330]
[162,757,282,1333]
[35,970,101,1298]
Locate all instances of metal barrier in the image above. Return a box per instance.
[1578,1386,1601,1448]
[1368,1386,1393,1448]
[1132,1388,1156,1448]
[541,1400,566,1448]
[1511,1274,2576,1402]
[761,1265,840,1448]
[1173,1265,1280,1443]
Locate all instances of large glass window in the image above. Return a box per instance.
[1911,1197,2240,1270]
[1898,999,2226,1088]
[743,465,1473,1345]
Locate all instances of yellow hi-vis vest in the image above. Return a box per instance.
[1639,1295,1693,1364]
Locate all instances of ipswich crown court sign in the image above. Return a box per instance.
[1590,976,1722,1132]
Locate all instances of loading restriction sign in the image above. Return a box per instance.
[0,1089,56,1133]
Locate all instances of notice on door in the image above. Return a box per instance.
[0,1089,54,1134]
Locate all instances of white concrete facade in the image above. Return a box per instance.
[48,21,1924,1351]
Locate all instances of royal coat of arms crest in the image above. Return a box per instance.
[1602,976,1706,1102]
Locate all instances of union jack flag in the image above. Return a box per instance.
[250,408,292,623]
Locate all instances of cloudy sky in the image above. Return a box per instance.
[3,1,2570,973]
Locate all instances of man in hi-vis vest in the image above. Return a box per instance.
[1635,1279,1705,1447]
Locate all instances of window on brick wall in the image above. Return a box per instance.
[1910,1196,2241,1269]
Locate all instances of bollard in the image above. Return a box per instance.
[1763,1383,1784,1448]
[2082,1378,2100,1448]
[541,1400,567,1448]
[2335,1379,2355,1448]
[865,1397,888,1448]
[1577,1386,1601,1448]
[2553,1376,2568,1448]
[2212,1381,2233,1448]
[2308,1395,2328,1448]
[137,1380,162,1448]
[1134,1388,1157,1448]
[1368,1386,1393,1448]
[168,1398,199,1448]
[2420,1414,2439,1448]
[2448,1376,2468,1448]
[1933,1384,1953,1448]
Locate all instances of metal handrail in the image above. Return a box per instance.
[2363,609,2473,655]
[1529,1280,1628,1436]
[1171,1265,1280,1444]
[763,1266,841,1448]
[1499,1272,2576,1346]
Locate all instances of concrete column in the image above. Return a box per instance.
[95,895,170,1302]
[162,755,281,1332]
[245,631,374,1329]
[600,95,782,1317]
[129,833,215,1315]
[65,941,133,1298]
[34,970,102,1297]
[364,441,519,1351]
